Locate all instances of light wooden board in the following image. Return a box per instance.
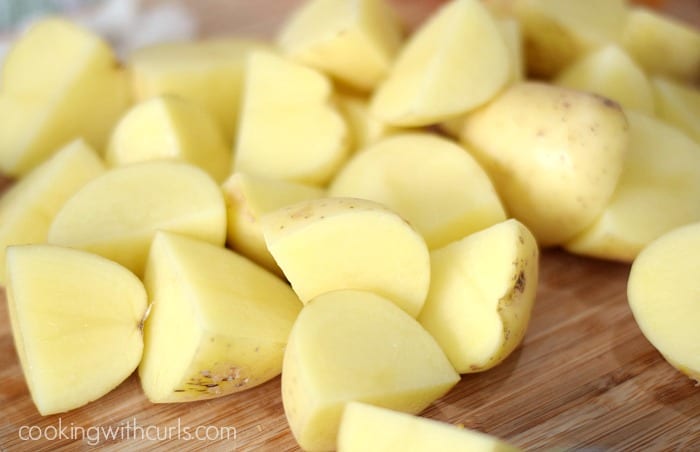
[2,1,700,450]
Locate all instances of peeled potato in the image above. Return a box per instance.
[652,77,700,144]
[282,290,459,451]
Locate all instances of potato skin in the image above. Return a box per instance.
[461,82,629,246]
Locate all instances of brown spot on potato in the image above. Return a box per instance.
[514,271,526,294]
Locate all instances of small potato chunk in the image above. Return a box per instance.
[329,133,506,249]
[261,197,430,317]
[627,222,700,382]
[652,77,700,144]
[222,172,325,275]
[0,18,129,176]
[48,161,226,276]
[337,402,520,452]
[555,45,654,114]
[419,220,538,373]
[0,140,104,285]
[128,38,269,142]
[234,52,349,185]
[139,232,302,403]
[6,245,147,415]
[565,111,700,262]
[513,0,628,77]
[106,95,231,182]
[621,7,700,82]
[278,0,403,91]
[335,93,401,152]
[370,0,510,126]
[282,290,459,451]
[461,82,629,246]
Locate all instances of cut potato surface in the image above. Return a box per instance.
[627,222,700,381]
[329,133,506,249]
[139,232,302,403]
[0,139,104,285]
[106,95,231,182]
[234,51,349,185]
[652,77,700,144]
[461,82,629,246]
[261,197,430,317]
[6,244,147,415]
[335,93,401,152]
[128,38,270,142]
[337,402,520,452]
[278,0,403,91]
[0,18,129,176]
[48,161,226,276]
[370,0,510,126]
[419,219,538,373]
[282,290,459,451]
[222,172,324,275]
[565,111,700,262]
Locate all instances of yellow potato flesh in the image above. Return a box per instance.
[222,172,324,275]
[419,219,538,373]
[652,77,700,144]
[139,232,302,402]
[261,197,430,317]
[0,140,104,284]
[48,161,226,276]
[627,222,700,382]
[370,0,510,126]
[337,402,520,452]
[565,111,700,262]
[282,290,459,451]
[278,0,403,91]
[329,133,506,249]
[6,245,147,415]
[234,52,349,185]
[336,93,401,152]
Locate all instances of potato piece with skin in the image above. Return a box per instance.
[0,139,104,285]
[336,93,401,152]
[6,244,147,415]
[621,7,700,82]
[338,402,520,452]
[278,0,403,92]
[222,172,325,275]
[329,133,506,249]
[652,77,700,144]
[139,232,302,403]
[418,219,538,373]
[0,19,129,176]
[48,161,226,277]
[370,0,510,127]
[106,95,230,182]
[513,0,628,77]
[128,38,270,142]
[234,52,349,185]
[461,82,629,247]
[564,111,700,262]
[555,45,655,114]
[282,290,459,452]
[261,197,429,317]
[627,222,700,382]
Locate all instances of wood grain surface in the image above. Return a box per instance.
[2,1,700,451]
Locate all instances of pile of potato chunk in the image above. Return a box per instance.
[1,0,699,450]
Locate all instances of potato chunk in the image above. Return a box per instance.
[338,402,520,452]
[652,77,700,144]
[139,232,302,402]
[419,219,538,373]
[282,290,459,451]
[461,82,629,246]
[261,197,430,317]
[6,245,147,415]
[0,140,104,284]
[627,222,700,382]
[48,161,226,276]
[329,133,506,249]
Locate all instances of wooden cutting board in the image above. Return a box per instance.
[2,1,700,450]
